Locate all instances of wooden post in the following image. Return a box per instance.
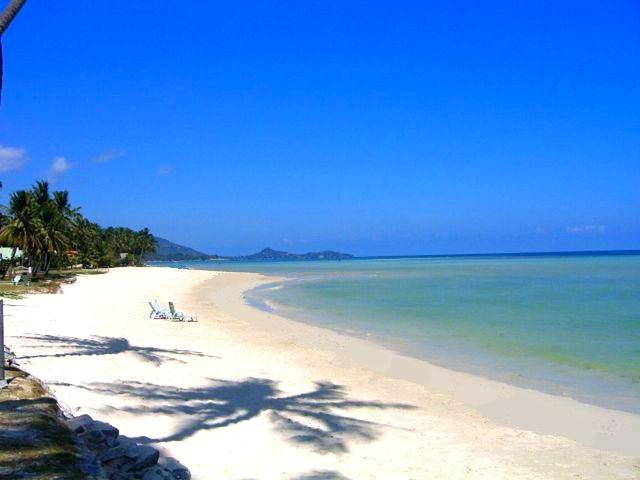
[0,299,5,388]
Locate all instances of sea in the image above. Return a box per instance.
[151,251,640,414]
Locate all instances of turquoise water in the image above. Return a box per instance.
[153,253,640,412]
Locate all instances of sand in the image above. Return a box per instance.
[5,267,640,479]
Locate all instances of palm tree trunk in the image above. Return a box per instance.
[30,252,39,275]
[44,254,52,275]
[0,0,28,103]
[0,0,27,34]
[41,252,49,275]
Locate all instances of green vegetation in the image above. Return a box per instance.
[238,247,353,261]
[0,180,156,277]
[148,236,216,261]
[0,269,107,299]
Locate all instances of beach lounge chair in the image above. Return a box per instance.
[149,300,171,319]
[169,301,197,322]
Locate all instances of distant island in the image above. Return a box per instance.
[232,247,353,261]
[148,236,218,261]
[147,239,352,262]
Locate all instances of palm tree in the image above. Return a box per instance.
[32,183,79,274]
[0,0,29,103]
[134,228,157,265]
[0,1,27,34]
[0,190,42,276]
[1,180,159,272]
[39,201,69,274]
[71,216,102,268]
[0,182,80,274]
[53,190,80,221]
[31,180,50,205]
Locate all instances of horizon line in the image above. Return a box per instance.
[152,248,640,262]
[352,248,640,260]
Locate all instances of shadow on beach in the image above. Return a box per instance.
[66,377,415,454]
[13,334,216,366]
[291,471,352,480]
[237,471,352,480]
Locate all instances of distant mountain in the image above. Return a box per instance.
[147,241,352,262]
[148,236,217,261]
[236,247,353,261]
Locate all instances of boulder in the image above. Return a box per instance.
[90,420,119,439]
[142,467,175,480]
[103,455,134,473]
[125,445,159,471]
[99,445,129,462]
[108,472,128,480]
[77,450,103,476]
[3,347,15,366]
[67,414,95,434]
[86,429,107,445]
[158,457,191,480]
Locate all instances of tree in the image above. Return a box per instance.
[134,228,157,264]
[0,0,28,103]
[71,217,102,268]
[32,183,80,273]
[0,180,157,273]
[0,189,42,274]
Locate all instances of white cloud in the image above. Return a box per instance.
[93,148,126,163]
[566,225,606,234]
[0,145,28,172]
[156,165,173,176]
[48,156,72,180]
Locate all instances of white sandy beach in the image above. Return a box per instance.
[5,267,640,479]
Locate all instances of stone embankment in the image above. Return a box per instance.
[4,345,191,480]
[68,414,191,480]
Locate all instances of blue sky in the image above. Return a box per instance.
[0,1,638,256]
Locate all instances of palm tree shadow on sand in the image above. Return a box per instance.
[238,470,353,480]
[13,334,216,366]
[78,377,415,454]
[291,470,352,480]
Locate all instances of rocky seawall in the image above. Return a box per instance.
[3,345,191,480]
[68,414,190,480]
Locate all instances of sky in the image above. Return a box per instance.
[0,1,639,256]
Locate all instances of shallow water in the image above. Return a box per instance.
[154,253,640,413]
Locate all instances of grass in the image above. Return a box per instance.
[0,366,86,479]
[0,268,108,299]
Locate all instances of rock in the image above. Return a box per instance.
[77,451,103,476]
[103,455,134,473]
[106,436,119,448]
[87,429,107,445]
[90,420,119,439]
[78,461,102,477]
[159,457,191,480]
[67,414,94,434]
[69,415,187,480]
[125,445,159,471]
[108,472,128,480]
[99,445,129,462]
[142,467,174,480]
[3,347,15,366]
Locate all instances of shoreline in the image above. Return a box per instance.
[243,277,640,417]
[7,267,640,479]
[201,270,640,458]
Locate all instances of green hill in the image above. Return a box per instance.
[236,247,353,261]
[148,236,216,261]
